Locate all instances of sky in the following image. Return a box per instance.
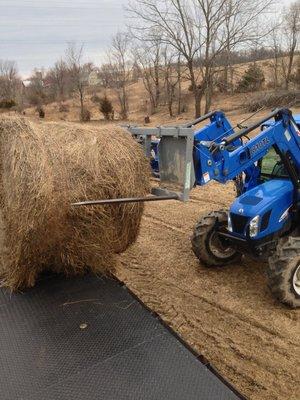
[0,0,296,77]
[0,0,127,77]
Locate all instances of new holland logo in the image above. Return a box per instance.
[249,137,270,157]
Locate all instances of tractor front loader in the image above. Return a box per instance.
[74,108,300,308]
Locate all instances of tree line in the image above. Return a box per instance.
[0,0,299,120]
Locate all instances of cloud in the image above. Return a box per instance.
[0,0,127,75]
[0,0,295,76]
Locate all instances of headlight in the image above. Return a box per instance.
[228,214,233,232]
[249,215,260,238]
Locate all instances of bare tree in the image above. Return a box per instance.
[176,54,183,114]
[0,60,20,101]
[150,40,161,110]
[127,0,274,117]
[132,40,162,114]
[220,0,274,93]
[127,0,204,117]
[202,0,276,110]
[281,0,300,89]
[98,63,113,91]
[161,47,181,117]
[47,59,69,102]
[269,25,283,89]
[65,42,88,120]
[108,32,132,120]
[26,69,47,106]
[294,57,300,87]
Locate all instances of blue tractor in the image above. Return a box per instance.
[191,109,300,307]
[74,109,300,307]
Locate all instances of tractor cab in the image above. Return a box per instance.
[258,147,289,182]
[258,113,300,183]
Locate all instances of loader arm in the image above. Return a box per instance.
[127,110,236,159]
[73,108,299,207]
[194,109,300,195]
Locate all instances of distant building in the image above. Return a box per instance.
[88,69,101,86]
[22,79,32,88]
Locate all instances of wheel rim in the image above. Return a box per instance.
[292,264,300,296]
[208,231,236,259]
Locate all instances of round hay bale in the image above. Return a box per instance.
[0,115,150,290]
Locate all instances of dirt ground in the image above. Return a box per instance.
[115,182,300,400]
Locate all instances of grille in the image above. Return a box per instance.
[260,210,271,232]
[230,213,249,234]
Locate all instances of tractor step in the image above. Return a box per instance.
[0,273,244,399]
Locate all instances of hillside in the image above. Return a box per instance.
[20,56,299,127]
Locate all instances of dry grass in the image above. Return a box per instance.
[243,90,300,112]
[0,115,150,290]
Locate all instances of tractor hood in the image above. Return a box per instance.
[230,179,294,239]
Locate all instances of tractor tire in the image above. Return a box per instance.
[267,237,300,308]
[191,210,241,267]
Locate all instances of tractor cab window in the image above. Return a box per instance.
[260,147,288,180]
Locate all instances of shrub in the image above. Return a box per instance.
[37,107,45,118]
[237,63,265,92]
[99,96,114,120]
[80,107,91,122]
[59,103,69,113]
[27,93,46,107]
[180,102,188,113]
[0,99,16,109]
[91,94,101,103]
[215,72,228,93]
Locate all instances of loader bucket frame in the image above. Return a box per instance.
[128,126,195,201]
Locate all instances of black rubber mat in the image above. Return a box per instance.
[0,273,243,400]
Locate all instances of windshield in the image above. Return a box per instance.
[260,147,288,180]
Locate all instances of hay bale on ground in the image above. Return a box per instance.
[0,115,150,290]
